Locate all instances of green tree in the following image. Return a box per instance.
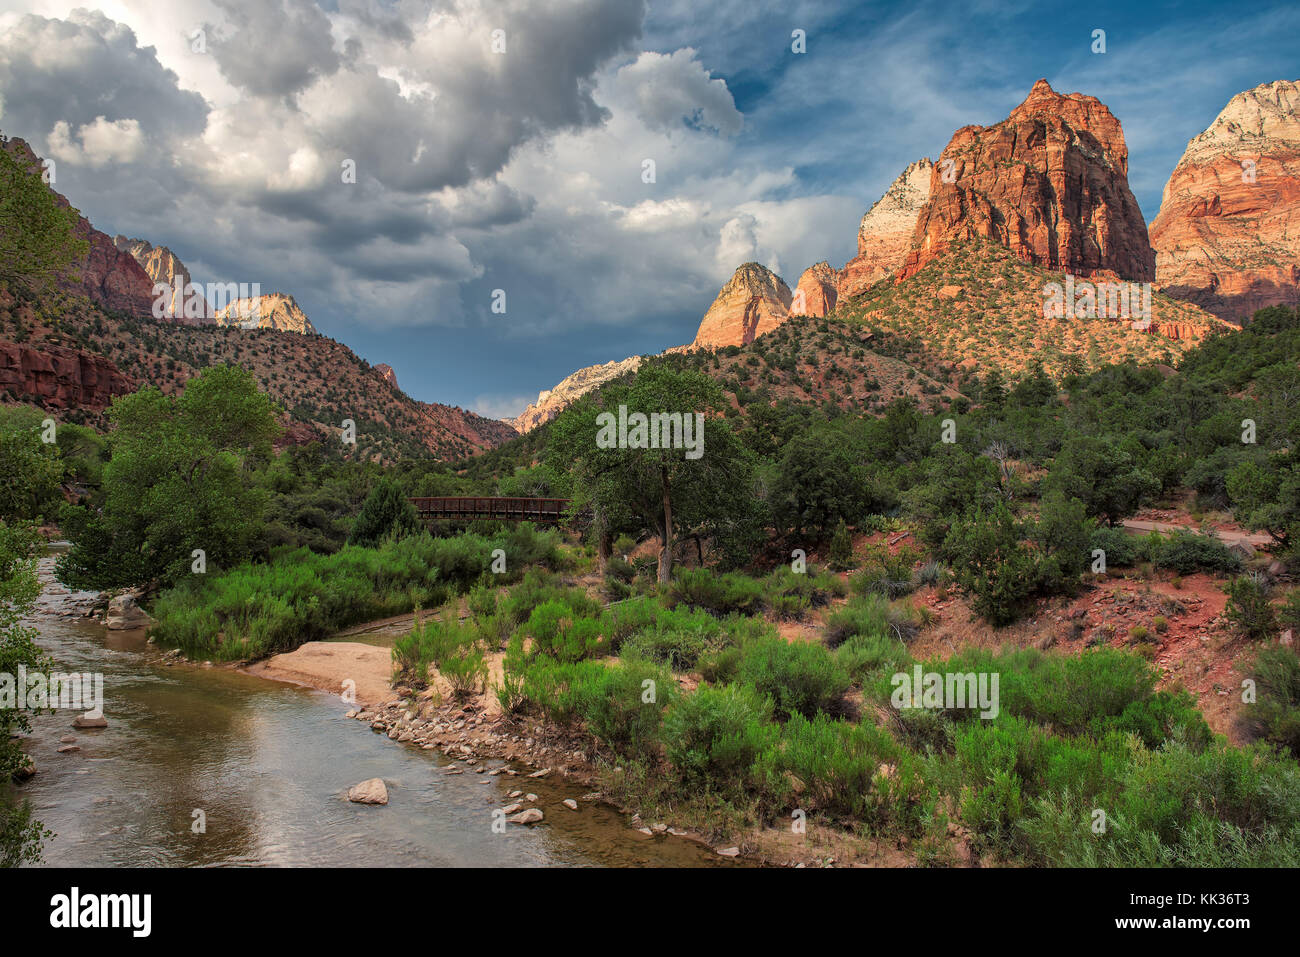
[58,366,280,589]
[349,478,421,546]
[0,415,63,522]
[0,136,87,293]
[548,361,758,582]
[944,501,1037,626]
[0,520,52,865]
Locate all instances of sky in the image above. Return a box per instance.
[0,0,1296,420]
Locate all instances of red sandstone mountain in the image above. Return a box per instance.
[1150,79,1300,323]
[838,159,934,298]
[792,262,838,317]
[1,136,156,317]
[899,80,1154,282]
[692,262,793,348]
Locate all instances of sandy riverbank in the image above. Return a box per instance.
[242,641,398,709]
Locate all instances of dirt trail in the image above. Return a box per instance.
[1120,518,1272,547]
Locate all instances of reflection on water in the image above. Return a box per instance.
[18,558,729,868]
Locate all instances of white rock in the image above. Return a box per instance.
[507,808,544,825]
[563,799,578,811]
[347,778,389,805]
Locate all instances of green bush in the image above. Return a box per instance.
[1154,530,1242,575]
[1244,644,1300,757]
[737,637,850,719]
[668,567,765,616]
[663,683,777,785]
[1224,575,1277,641]
[577,658,677,756]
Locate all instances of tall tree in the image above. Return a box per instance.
[0,136,87,294]
[58,366,280,589]
[549,362,759,582]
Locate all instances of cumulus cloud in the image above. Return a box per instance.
[47,116,146,166]
[613,48,742,134]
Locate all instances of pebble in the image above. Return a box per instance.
[563,799,578,811]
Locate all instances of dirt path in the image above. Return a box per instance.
[1120,518,1272,547]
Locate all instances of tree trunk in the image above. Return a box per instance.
[657,465,673,583]
[594,506,611,563]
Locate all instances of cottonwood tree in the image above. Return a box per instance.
[548,362,760,582]
[58,366,280,589]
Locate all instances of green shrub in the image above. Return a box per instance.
[737,637,850,719]
[1224,574,1277,641]
[578,659,677,756]
[1243,644,1300,757]
[1154,530,1242,575]
[668,568,765,616]
[1088,525,1138,569]
[663,683,777,785]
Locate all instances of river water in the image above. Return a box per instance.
[16,556,728,867]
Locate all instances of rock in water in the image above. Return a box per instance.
[507,808,544,825]
[899,79,1154,282]
[1150,79,1300,323]
[347,778,389,805]
[73,713,108,729]
[105,594,152,631]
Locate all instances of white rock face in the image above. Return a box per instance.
[511,356,643,432]
[213,292,318,334]
[856,158,935,257]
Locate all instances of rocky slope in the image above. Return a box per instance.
[213,291,318,334]
[792,262,839,317]
[838,158,934,298]
[899,80,1154,282]
[1150,79,1300,323]
[512,355,642,432]
[692,262,794,348]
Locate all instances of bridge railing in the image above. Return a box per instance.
[408,496,571,522]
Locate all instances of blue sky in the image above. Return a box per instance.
[1,0,1296,422]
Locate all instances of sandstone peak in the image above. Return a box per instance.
[692,263,792,348]
[899,80,1153,281]
[213,291,317,335]
[374,363,399,390]
[1150,78,1300,322]
[792,261,838,317]
[114,236,206,324]
[511,355,642,432]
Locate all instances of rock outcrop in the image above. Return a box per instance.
[0,341,134,410]
[838,159,934,298]
[511,355,642,432]
[691,262,793,348]
[212,292,318,334]
[792,262,838,316]
[374,363,399,390]
[1150,79,1300,323]
[114,236,207,323]
[899,80,1155,282]
[0,136,156,317]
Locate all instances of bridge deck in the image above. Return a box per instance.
[408,496,570,523]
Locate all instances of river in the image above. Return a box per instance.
[16,555,728,867]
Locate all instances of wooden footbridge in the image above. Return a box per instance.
[408,496,570,523]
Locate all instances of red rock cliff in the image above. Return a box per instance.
[899,79,1155,282]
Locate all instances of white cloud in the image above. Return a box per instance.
[47,115,145,165]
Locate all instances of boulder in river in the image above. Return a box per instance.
[347,778,389,805]
[73,712,108,729]
[106,594,152,630]
[507,808,543,825]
